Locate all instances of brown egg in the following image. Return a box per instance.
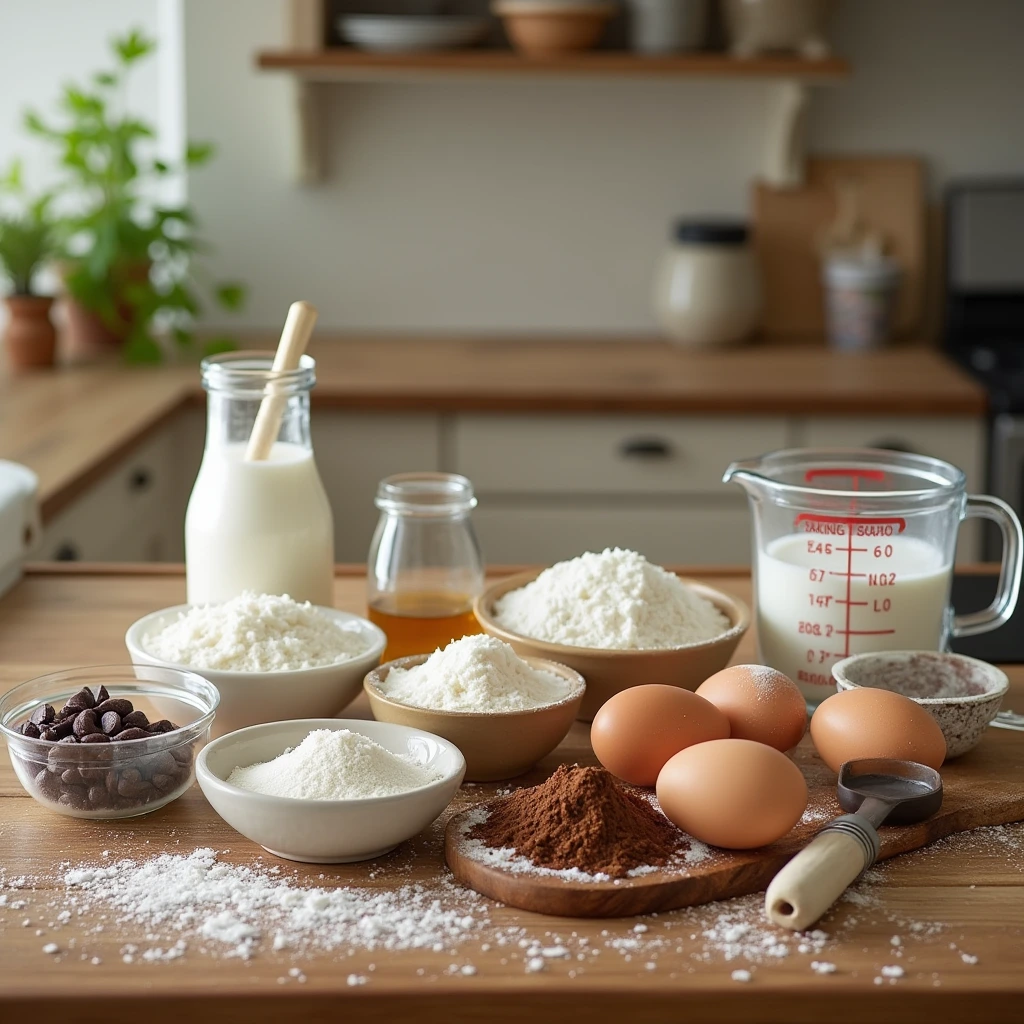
[696,665,807,752]
[590,684,730,786]
[810,687,946,772]
[656,739,808,849]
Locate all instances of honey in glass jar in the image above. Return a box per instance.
[367,474,484,661]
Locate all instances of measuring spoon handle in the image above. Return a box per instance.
[764,815,881,931]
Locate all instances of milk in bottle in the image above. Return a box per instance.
[185,353,334,607]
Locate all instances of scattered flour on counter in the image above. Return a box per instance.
[226,729,442,800]
[492,548,731,650]
[142,591,368,672]
[380,634,573,712]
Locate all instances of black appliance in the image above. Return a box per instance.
[944,180,1024,661]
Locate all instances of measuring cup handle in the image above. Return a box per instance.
[953,495,1024,638]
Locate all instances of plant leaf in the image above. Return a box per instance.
[185,141,214,166]
[215,282,246,311]
[114,30,154,65]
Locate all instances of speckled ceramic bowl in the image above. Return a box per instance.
[832,651,1009,759]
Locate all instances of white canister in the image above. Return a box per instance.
[627,0,707,55]
[654,220,762,346]
[822,256,902,351]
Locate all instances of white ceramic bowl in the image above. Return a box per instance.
[196,719,465,863]
[832,650,1010,758]
[126,606,386,738]
[339,15,488,52]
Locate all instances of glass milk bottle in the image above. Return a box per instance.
[367,473,484,661]
[185,352,334,606]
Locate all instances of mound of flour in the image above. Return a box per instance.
[142,592,367,672]
[227,729,440,799]
[493,548,730,650]
[380,634,571,712]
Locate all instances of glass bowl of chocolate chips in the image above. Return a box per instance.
[0,665,219,819]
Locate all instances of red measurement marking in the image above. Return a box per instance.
[834,629,897,636]
[805,468,887,483]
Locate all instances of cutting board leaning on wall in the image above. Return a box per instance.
[753,157,926,341]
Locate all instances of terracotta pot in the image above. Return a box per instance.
[4,295,57,371]
[60,261,150,362]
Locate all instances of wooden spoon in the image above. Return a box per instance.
[244,300,318,462]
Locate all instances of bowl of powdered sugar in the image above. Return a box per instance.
[474,549,749,720]
[196,718,465,862]
[364,634,586,781]
[126,593,386,737]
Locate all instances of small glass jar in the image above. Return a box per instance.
[367,473,484,661]
[654,219,762,346]
[185,352,334,606]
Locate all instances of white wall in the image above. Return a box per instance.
[0,0,171,325]
[5,1,1023,336]
[182,0,1024,335]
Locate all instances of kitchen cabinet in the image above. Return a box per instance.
[313,413,442,562]
[39,425,187,564]
[36,406,986,569]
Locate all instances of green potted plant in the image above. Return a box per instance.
[24,29,243,363]
[0,162,58,370]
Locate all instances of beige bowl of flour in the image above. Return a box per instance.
[364,655,585,782]
[474,570,749,721]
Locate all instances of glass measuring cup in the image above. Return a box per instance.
[724,448,1023,706]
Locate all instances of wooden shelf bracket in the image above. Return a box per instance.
[762,80,809,190]
[290,77,328,184]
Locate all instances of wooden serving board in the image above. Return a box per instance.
[753,156,925,341]
[445,728,1024,918]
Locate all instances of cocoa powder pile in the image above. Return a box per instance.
[468,764,684,878]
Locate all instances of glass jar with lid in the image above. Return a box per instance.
[185,351,334,607]
[367,473,484,661]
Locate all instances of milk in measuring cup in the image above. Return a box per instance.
[757,531,950,702]
[185,442,334,606]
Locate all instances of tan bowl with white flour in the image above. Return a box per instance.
[475,570,749,721]
[364,655,586,782]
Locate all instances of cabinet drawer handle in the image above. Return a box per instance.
[129,468,153,493]
[54,542,80,562]
[620,438,674,459]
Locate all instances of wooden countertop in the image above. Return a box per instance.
[1,566,1022,1023]
[0,339,986,520]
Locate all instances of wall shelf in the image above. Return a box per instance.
[257,48,850,82]
[256,48,850,185]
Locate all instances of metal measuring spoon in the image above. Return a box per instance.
[764,758,943,931]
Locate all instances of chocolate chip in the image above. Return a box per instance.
[64,688,95,713]
[79,732,110,744]
[57,735,78,745]
[116,728,149,741]
[120,767,142,784]
[94,698,133,719]
[30,704,55,727]
[100,711,121,735]
[61,768,85,786]
[151,773,176,792]
[117,776,151,798]
[20,722,41,738]
[72,709,101,738]
[145,720,176,734]
[121,710,149,730]
[95,685,109,704]
[51,718,75,739]
[87,784,107,804]
[40,727,58,741]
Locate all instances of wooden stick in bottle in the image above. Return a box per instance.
[244,300,318,462]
